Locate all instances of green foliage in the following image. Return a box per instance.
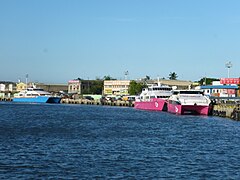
[81,80,103,94]
[169,72,178,80]
[103,75,116,80]
[199,77,219,85]
[145,75,150,80]
[90,81,103,94]
[129,80,147,95]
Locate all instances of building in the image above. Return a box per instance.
[0,81,16,98]
[220,78,240,85]
[200,85,238,97]
[68,79,103,95]
[68,80,81,94]
[143,79,193,89]
[199,81,239,97]
[0,81,16,92]
[16,82,27,92]
[36,83,68,93]
[104,80,130,95]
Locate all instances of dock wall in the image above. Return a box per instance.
[0,97,12,101]
[212,103,240,121]
[61,98,134,107]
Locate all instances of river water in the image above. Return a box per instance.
[0,102,240,179]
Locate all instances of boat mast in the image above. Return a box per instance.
[157,76,161,86]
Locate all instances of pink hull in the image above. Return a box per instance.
[168,103,212,115]
[134,98,167,111]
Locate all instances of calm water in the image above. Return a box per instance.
[0,102,240,179]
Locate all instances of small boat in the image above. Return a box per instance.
[13,87,61,103]
[167,90,212,115]
[134,83,172,111]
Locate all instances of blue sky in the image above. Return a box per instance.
[0,0,240,83]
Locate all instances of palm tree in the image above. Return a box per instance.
[169,72,178,80]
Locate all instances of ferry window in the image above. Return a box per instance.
[35,88,44,91]
[162,96,169,98]
[179,91,201,94]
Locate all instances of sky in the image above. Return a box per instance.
[0,0,240,84]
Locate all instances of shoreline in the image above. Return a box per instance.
[1,97,239,121]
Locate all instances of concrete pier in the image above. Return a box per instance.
[0,97,12,101]
[212,103,240,121]
[61,98,134,107]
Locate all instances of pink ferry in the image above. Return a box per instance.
[167,90,212,115]
[134,83,172,111]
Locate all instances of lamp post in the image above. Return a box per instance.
[124,71,129,80]
[26,74,28,88]
[225,61,232,78]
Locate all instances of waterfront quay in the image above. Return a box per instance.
[1,97,239,121]
[212,100,240,121]
[61,98,134,107]
[0,97,12,101]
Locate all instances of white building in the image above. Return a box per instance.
[104,80,130,95]
[0,84,5,91]
[198,82,238,97]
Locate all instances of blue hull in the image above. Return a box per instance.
[13,96,61,103]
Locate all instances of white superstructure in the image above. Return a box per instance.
[136,83,172,102]
[168,90,211,106]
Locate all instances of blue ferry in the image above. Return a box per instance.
[13,87,61,103]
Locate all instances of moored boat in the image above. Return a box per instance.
[13,87,61,103]
[167,90,212,115]
[134,83,172,111]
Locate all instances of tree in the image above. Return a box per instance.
[128,81,147,95]
[89,81,103,94]
[145,75,150,80]
[103,75,116,80]
[169,72,178,80]
[81,80,103,94]
[198,77,219,85]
